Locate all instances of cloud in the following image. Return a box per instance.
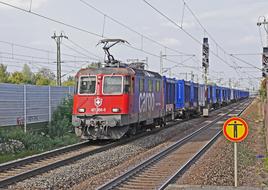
[160,37,181,47]
[0,0,48,10]
[238,35,258,45]
[227,35,259,47]
[161,20,197,31]
[181,21,196,29]
[161,21,179,29]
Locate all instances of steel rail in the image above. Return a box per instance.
[158,99,251,190]
[0,99,249,188]
[0,141,90,173]
[97,99,251,190]
[0,114,201,188]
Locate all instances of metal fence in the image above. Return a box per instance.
[0,83,74,131]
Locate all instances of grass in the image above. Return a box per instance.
[238,142,255,166]
[0,129,79,164]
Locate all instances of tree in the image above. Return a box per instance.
[9,71,25,84]
[22,64,33,84]
[62,76,75,86]
[37,68,55,81]
[0,64,9,83]
[33,68,55,86]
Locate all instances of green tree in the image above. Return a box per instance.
[46,96,73,138]
[34,74,51,85]
[37,68,55,81]
[22,64,33,84]
[0,64,9,83]
[33,68,56,86]
[8,71,25,84]
[62,76,75,86]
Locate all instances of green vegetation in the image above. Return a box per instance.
[0,97,79,164]
[0,64,9,83]
[62,76,75,86]
[46,96,74,138]
[0,63,75,86]
[259,79,266,102]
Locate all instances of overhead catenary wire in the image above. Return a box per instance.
[79,0,194,56]
[66,38,102,60]
[0,55,90,70]
[0,40,89,59]
[0,0,258,88]
[0,1,200,73]
[1,58,85,76]
[61,42,99,61]
[0,51,55,61]
[229,54,262,71]
[229,53,262,56]
[0,50,91,65]
[142,0,259,84]
[123,43,199,70]
[0,1,103,38]
[182,0,226,54]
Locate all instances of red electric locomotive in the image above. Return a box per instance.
[72,39,164,140]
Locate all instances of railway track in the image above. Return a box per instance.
[0,140,115,188]
[0,100,249,188]
[97,99,251,190]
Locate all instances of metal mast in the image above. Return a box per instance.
[202,37,209,117]
[51,32,68,86]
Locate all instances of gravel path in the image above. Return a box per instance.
[9,106,229,190]
[176,98,267,187]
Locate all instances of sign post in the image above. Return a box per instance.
[234,142,237,187]
[223,117,249,187]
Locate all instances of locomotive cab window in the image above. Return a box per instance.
[124,76,130,93]
[103,76,123,94]
[79,76,96,94]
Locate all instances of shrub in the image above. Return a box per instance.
[46,96,73,138]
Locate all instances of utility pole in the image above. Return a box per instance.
[191,71,194,82]
[257,16,268,78]
[202,37,209,117]
[51,32,68,86]
[160,51,164,75]
[257,16,268,47]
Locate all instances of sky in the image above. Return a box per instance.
[0,0,266,91]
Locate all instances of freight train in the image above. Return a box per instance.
[72,39,249,140]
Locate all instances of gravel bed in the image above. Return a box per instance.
[176,98,267,187]
[72,108,231,190]
[9,106,230,190]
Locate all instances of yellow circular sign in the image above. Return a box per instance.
[223,117,248,142]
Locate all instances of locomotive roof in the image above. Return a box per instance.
[76,67,162,78]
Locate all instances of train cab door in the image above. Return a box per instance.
[147,78,154,125]
[128,75,135,123]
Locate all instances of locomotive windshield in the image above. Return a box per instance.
[103,76,122,94]
[79,76,96,94]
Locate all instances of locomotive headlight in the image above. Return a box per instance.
[112,108,120,113]
[78,108,86,113]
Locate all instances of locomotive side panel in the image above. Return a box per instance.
[133,73,163,126]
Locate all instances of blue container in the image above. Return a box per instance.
[212,85,217,104]
[163,76,177,107]
[176,80,185,109]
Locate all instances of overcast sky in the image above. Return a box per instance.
[0,0,266,90]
